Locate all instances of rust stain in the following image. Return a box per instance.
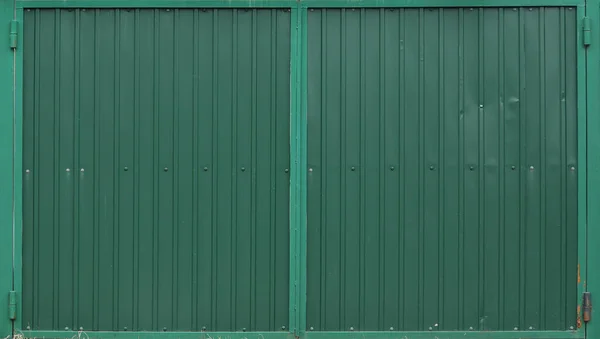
[577,305,582,328]
[577,264,581,284]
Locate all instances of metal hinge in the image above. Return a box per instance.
[583,17,591,47]
[9,20,17,49]
[8,291,16,320]
[583,292,592,323]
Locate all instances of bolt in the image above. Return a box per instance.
[80,327,83,331]
[164,167,168,172]
[511,166,516,170]
[80,168,84,172]
[309,168,313,172]
[281,326,286,330]
[429,327,433,331]
[530,166,534,171]
[514,327,518,331]
[351,166,356,171]
[242,328,246,332]
[390,166,394,171]
[123,327,127,331]
[26,326,31,330]
[350,327,354,331]
[124,167,128,171]
[285,168,289,173]
[570,326,574,330]
[513,8,517,11]
[529,8,533,11]
[25,169,30,173]
[390,327,394,331]
[435,324,438,327]
[310,327,314,331]
[430,165,435,170]
[241,167,246,172]
[163,327,167,332]
[66,168,70,172]
[529,326,533,330]
[469,327,474,331]
[571,166,576,171]
[202,327,206,331]
[204,167,208,171]
[480,104,484,108]
[65,327,69,331]
[470,166,475,171]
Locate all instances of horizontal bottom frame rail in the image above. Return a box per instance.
[17,330,583,339]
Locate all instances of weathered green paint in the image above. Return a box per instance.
[20,331,297,339]
[17,330,584,339]
[21,8,291,332]
[585,2,600,339]
[306,7,579,332]
[0,0,15,337]
[15,0,586,8]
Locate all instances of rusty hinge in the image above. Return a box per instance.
[583,292,592,323]
[8,291,16,320]
[583,17,591,47]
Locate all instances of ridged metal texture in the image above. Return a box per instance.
[306,7,578,332]
[22,8,291,332]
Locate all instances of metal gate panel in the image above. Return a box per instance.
[306,7,578,332]
[22,8,291,332]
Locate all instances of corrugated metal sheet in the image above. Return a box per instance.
[22,8,291,332]
[306,7,578,332]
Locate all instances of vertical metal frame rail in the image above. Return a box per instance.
[3,0,591,338]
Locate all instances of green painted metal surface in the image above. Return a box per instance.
[0,0,15,337]
[306,7,579,332]
[21,8,291,332]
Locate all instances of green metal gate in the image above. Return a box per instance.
[0,0,597,339]
[306,7,579,332]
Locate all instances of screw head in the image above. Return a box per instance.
[514,327,518,331]
[285,168,289,173]
[80,327,83,331]
[529,326,533,330]
[350,327,354,331]
[480,104,484,108]
[429,165,435,170]
[429,327,433,331]
[511,166,516,170]
[163,327,167,332]
[80,168,84,172]
[469,327,474,331]
[26,326,31,330]
[124,167,128,171]
[571,166,576,171]
[25,169,30,173]
[310,327,314,331]
[65,327,69,331]
[202,327,207,331]
[204,167,208,171]
[66,168,70,172]
[390,166,394,171]
[164,167,168,172]
[389,327,394,331]
[123,327,127,331]
[351,166,356,171]
[241,167,246,172]
[469,166,475,171]
[242,328,246,332]
[530,166,534,170]
[281,326,286,330]
[309,168,313,172]
[570,326,575,330]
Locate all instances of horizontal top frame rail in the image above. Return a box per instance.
[17,0,584,8]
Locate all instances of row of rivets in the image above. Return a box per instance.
[24,168,291,173]
[304,166,576,172]
[34,324,576,332]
